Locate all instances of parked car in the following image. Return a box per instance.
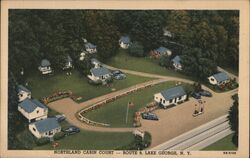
[191,92,201,99]
[54,114,66,122]
[112,70,126,80]
[63,126,80,136]
[142,112,159,121]
[198,90,212,97]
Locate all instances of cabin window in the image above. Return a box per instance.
[211,78,214,81]
[36,110,39,113]
[179,96,182,100]
[163,100,165,104]
[160,98,162,102]
[33,128,36,132]
[49,131,53,135]
[155,97,158,99]
[169,99,172,103]
[19,94,23,97]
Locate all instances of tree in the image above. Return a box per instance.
[166,11,192,46]
[9,10,40,80]
[8,73,24,149]
[181,48,217,80]
[128,42,144,57]
[159,55,171,68]
[75,53,92,76]
[228,94,238,147]
[84,11,120,61]
[130,11,165,52]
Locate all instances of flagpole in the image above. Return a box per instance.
[126,102,129,124]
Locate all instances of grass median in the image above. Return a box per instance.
[83,81,193,127]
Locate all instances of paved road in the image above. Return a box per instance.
[47,65,238,148]
[151,115,233,150]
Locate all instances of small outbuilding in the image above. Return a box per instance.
[85,42,97,54]
[171,55,182,70]
[208,72,230,86]
[79,51,88,61]
[18,98,48,122]
[17,85,31,102]
[88,67,112,82]
[119,36,131,49]
[154,86,187,108]
[91,58,102,68]
[152,47,172,58]
[29,117,61,138]
[63,55,73,70]
[38,59,52,74]
[163,27,173,37]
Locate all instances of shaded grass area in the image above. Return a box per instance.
[106,49,192,80]
[34,128,135,150]
[220,66,239,76]
[26,70,152,102]
[202,134,237,151]
[84,81,193,127]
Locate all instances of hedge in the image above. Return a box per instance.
[53,132,65,141]
[36,137,50,146]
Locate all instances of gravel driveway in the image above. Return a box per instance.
[47,66,238,148]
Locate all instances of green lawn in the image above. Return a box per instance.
[16,109,136,150]
[26,70,152,102]
[106,49,192,80]
[35,130,135,150]
[84,81,193,127]
[202,134,237,151]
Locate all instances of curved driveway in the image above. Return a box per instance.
[47,65,238,147]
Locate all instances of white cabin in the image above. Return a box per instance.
[119,36,131,49]
[17,85,31,102]
[18,99,48,122]
[91,58,102,68]
[38,59,52,74]
[154,86,187,108]
[208,72,230,86]
[88,67,112,82]
[29,118,61,138]
[172,56,182,70]
[85,43,97,54]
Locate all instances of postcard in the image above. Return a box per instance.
[1,0,249,158]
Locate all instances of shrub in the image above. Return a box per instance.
[88,79,102,85]
[116,132,152,150]
[36,137,50,146]
[106,77,113,84]
[128,42,145,57]
[53,132,65,141]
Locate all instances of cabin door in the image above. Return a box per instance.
[174,98,177,103]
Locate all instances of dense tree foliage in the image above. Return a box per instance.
[8,9,239,149]
[181,48,217,80]
[228,94,238,147]
[84,11,120,60]
[116,11,167,52]
[9,10,239,80]
[8,73,25,149]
